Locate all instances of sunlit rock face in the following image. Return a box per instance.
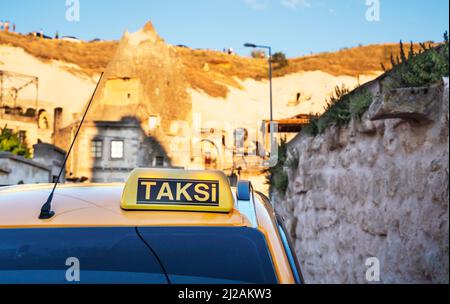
[84,21,192,168]
[274,77,449,284]
[369,82,444,122]
[89,21,192,133]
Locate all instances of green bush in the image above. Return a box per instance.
[388,33,449,89]
[303,86,373,136]
[265,138,289,195]
[303,115,320,136]
[307,85,351,135]
[270,165,289,195]
[0,126,31,158]
[272,52,288,70]
[349,89,373,118]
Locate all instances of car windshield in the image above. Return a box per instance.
[138,227,278,284]
[0,226,278,284]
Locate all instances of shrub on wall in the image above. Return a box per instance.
[265,138,289,195]
[388,32,449,89]
[265,137,301,196]
[303,86,373,136]
[349,89,374,118]
[304,32,448,138]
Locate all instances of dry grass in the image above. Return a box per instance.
[176,43,425,97]
[0,31,117,75]
[274,43,426,78]
[176,47,267,97]
[0,31,426,98]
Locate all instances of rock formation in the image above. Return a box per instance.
[87,21,192,132]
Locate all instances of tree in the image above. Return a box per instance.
[0,126,31,158]
[271,52,288,70]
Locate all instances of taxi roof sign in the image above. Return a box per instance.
[121,168,234,213]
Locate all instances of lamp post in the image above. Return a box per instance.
[244,43,273,122]
[244,43,276,165]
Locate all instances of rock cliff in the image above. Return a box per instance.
[274,77,449,283]
[87,21,192,132]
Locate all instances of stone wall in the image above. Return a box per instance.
[274,78,449,283]
[0,152,51,185]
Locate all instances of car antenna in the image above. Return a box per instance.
[39,72,104,220]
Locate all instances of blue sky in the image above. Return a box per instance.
[0,0,448,57]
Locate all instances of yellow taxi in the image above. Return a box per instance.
[0,168,303,284]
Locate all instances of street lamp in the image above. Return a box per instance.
[243,43,273,122]
[244,43,276,165]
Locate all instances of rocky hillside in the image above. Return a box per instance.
[1,23,444,148]
[0,25,424,99]
[1,21,402,132]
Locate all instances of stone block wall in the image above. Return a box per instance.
[274,78,449,283]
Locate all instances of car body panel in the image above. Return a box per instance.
[0,184,248,228]
[253,193,296,284]
[0,182,297,284]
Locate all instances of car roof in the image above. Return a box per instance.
[0,182,297,284]
[0,183,250,228]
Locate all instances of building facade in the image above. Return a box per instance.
[60,117,169,183]
[0,100,63,156]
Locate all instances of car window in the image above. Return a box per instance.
[0,227,167,284]
[0,226,277,284]
[138,227,278,284]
